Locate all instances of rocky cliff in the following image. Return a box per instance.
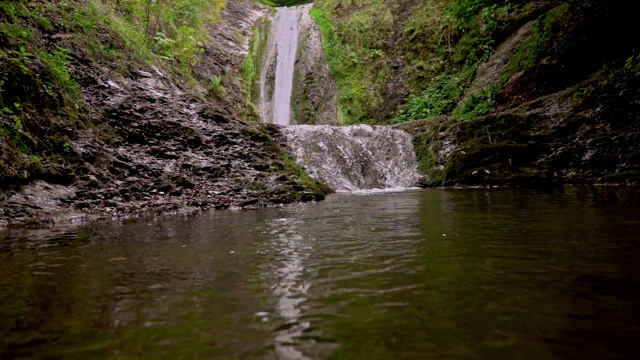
[0,0,330,228]
[313,0,640,186]
[291,4,339,125]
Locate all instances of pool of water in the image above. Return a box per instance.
[2,188,640,359]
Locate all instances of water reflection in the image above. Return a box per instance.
[259,217,312,359]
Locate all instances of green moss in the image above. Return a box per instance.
[243,16,271,121]
[400,118,451,186]
[501,3,571,84]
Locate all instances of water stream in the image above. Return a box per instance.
[259,6,302,126]
[272,7,300,126]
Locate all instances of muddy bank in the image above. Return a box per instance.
[0,0,331,229]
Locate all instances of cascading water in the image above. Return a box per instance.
[284,125,421,191]
[259,5,422,192]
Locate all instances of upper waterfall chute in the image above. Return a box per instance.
[259,6,302,126]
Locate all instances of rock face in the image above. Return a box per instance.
[398,75,640,187]
[393,1,640,187]
[192,0,270,120]
[0,0,331,228]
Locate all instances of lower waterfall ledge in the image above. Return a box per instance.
[283,124,422,192]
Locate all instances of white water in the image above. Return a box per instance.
[284,125,421,191]
[272,7,301,126]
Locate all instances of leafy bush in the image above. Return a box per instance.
[106,0,226,72]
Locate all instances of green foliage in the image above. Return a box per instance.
[312,0,536,123]
[256,0,276,6]
[312,0,507,124]
[39,47,80,97]
[625,52,640,73]
[243,16,271,119]
[452,87,497,120]
[0,23,34,45]
[102,0,226,74]
[6,46,33,75]
[207,75,226,97]
[0,1,29,23]
[393,74,463,123]
[281,155,310,183]
[1,103,32,156]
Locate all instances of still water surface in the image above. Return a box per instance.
[2,188,640,359]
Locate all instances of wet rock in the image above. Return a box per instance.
[283,125,421,191]
[399,78,640,187]
[291,4,340,125]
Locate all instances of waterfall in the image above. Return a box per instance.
[284,125,420,191]
[258,6,422,192]
[259,6,301,126]
[273,7,300,126]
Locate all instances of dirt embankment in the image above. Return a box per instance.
[0,0,330,229]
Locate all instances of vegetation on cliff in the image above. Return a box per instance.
[313,0,637,123]
[313,0,640,185]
